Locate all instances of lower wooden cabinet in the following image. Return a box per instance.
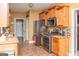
[0,43,18,56]
[52,37,69,56]
[52,37,59,55]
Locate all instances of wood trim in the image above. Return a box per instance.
[40,5,70,14]
[56,5,70,10]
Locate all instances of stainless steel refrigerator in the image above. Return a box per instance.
[33,20,45,46]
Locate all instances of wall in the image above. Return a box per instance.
[11,12,26,19]
[10,11,39,43]
[29,10,39,43]
[9,12,26,33]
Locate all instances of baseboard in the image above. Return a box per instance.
[29,41,35,44]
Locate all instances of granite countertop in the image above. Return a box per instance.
[52,35,70,39]
[0,36,19,44]
[40,33,70,39]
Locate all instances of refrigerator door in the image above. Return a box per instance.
[33,20,45,46]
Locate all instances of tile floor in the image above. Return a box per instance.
[18,41,55,56]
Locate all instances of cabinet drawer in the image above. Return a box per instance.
[0,44,15,52]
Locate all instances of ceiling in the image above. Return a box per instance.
[10,3,53,13]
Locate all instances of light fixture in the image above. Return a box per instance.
[27,3,34,10]
[28,3,33,8]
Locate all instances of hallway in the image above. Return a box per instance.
[19,41,55,56]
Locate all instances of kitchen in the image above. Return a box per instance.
[33,5,70,56]
[0,3,78,56]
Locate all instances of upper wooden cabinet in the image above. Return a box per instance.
[52,37,69,56]
[50,9,55,18]
[39,12,47,25]
[0,3,9,27]
[56,6,69,26]
[39,5,69,26]
[50,6,58,18]
[39,12,46,20]
[46,10,51,19]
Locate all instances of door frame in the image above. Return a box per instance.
[25,17,29,41]
[70,8,79,56]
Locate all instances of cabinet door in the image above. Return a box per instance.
[45,11,51,25]
[46,10,51,19]
[57,9,62,26]
[59,38,69,56]
[59,39,66,56]
[0,3,9,27]
[50,9,55,18]
[52,37,59,55]
[63,6,69,26]
[57,6,69,26]
[39,13,47,25]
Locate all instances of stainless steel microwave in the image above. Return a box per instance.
[47,17,57,26]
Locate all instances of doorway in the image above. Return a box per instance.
[14,18,29,47]
[15,19,24,47]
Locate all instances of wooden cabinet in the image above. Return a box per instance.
[0,43,18,56]
[52,37,59,55]
[0,3,9,27]
[0,37,19,56]
[39,12,46,20]
[50,6,59,18]
[39,12,47,25]
[50,9,55,18]
[52,37,69,56]
[45,10,51,25]
[39,5,69,26]
[46,10,51,19]
[57,6,69,26]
